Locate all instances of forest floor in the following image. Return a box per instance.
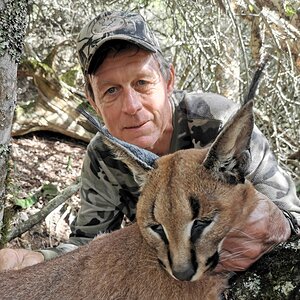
[6,131,88,251]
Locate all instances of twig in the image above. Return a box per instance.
[224,0,250,87]
[6,179,81,242]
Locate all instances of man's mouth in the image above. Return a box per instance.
[124,121,148,129]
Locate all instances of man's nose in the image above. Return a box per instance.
[121,88,143,115]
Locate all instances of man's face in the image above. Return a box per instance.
[88,49,175,155]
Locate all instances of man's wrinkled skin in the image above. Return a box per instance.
[87,49,175,156]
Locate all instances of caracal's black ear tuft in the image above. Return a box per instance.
[76,106,158,187]
[203,59,268,185]
[243,55,268,104]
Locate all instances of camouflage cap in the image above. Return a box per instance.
[77,11,162,75]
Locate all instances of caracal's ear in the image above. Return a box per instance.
[203,58,268,185]
[100,128,158,187]
[203,100,254,184]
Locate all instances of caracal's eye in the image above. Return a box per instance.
[190,219,212,243]
[150,224,169,245]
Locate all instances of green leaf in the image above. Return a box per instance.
[66,155,73,171]
[42,183,58,199]
[285,5,296,17]
[60,66,80,87]
[15,195,37,209]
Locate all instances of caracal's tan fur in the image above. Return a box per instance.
[0,69,265,299]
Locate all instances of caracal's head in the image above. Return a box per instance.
[137,146,256,282]
[98,61,267,281]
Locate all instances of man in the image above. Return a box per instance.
[0,11,299,272]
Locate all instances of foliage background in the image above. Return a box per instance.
[18,0,299,182]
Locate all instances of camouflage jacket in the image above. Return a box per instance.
[40,91,300,260]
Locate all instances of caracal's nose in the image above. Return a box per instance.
[173,267,196,281]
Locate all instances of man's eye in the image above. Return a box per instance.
[106,87,117,94]
[137,80,147,86]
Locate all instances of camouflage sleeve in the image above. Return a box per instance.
[246,126,300,234]
[39,132,140,260]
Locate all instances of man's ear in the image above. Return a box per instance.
[167,64,175,97]
[85,89,102,116]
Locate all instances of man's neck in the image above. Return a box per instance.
[151,124,173,156]
[153,98,174,156]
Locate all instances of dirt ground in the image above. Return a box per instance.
[6,131,88,250]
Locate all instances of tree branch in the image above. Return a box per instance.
[6,179,81,242]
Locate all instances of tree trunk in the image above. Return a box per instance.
[0,0,28,230]
[227,236,300,299]
[214,2,241,100]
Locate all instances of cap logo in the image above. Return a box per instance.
[91,14,136,37]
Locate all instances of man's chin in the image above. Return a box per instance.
[123,136,155,151]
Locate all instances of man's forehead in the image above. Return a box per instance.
[93,50,160,76]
